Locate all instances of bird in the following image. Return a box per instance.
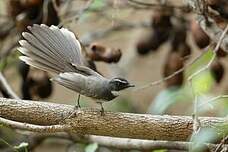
[18,24,134,114]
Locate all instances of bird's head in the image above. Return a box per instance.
[109,78,134,92]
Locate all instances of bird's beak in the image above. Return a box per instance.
[127,84,135,87]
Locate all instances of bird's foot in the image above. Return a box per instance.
[100,109,105,116]
[98,102,105,116]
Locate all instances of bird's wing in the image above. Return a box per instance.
[71,63,102,77]
[51,72,85,92]
[18,24,84,74]
[51,72,99,96]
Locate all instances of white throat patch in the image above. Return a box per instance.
[111,91,120,96]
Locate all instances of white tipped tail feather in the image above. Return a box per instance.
[18,24,83,74]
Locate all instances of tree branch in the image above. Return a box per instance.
[0,98,227,141]
[0,117,69,133]
[0,72,20,99]
[38,133,227,151]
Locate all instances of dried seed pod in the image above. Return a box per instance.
[88,43,122,63]
[206,0,219,5]
[18,60,30,80]
[151,7,173,29]
[210,43,227,57]
[136,38,153,55]
[26,70,53,99]
[171,43,192,59]
[137,6,173,55]
[136,31,155,55]
[207,0,228,19]
[152,29,171,49]
[44,0,60,26]
[170,20,191,60]
[178,43,191,59]
[15,12,32,32]
[191,20,210,49]
[163,52,184,87]
[136,28,171,55]
[171,20,187,50]
[216,47,227,57]
[210,60,225,83]
[20,0,43,8]
[7,0,24,18]
[9,0,60,30]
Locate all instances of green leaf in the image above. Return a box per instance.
[14,142,29,152]
[0,59,7,71]
[153,149,167,152]
[190,128,217,152]
[148,87,188,114]
[191,70,215,95]
[90,0,105,9]
[187,49,214,76]
[85,143,98,152]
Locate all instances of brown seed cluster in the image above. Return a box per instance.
[88,43,122,63]
[136,4,227,88]
[7,0,60,32]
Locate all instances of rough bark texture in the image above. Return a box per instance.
[0,98,227,141]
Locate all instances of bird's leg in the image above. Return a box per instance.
[75,94,81,109]
[98,102,105,116]
[62,94,81,121]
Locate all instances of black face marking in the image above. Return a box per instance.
[109,77,134,91]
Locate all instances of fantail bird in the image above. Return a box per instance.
[18,24,134,114]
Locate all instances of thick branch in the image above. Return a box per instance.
[0,98,227,141]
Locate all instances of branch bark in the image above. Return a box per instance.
[0,98,227,141]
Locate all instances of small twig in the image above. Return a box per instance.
[133,47,209,91]
[59,0,74,17]
[0,138,19,152]
[127,0,189,10]
[197,95,228,109]
[0,117,69,133]
[58,0,95,27]
[188,24,228,149]
[12,132,227,151]
[215,136,228,152]
[189,79,201,135]
[42,0,50,24]
[188,25,228,81]
[80,20,150,46]
[52,0,60,12]
[0,72,20,99]
[0,38,19,61]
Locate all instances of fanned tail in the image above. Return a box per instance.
[18,24,83,74]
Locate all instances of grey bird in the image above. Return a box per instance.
[18,24,134,114]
